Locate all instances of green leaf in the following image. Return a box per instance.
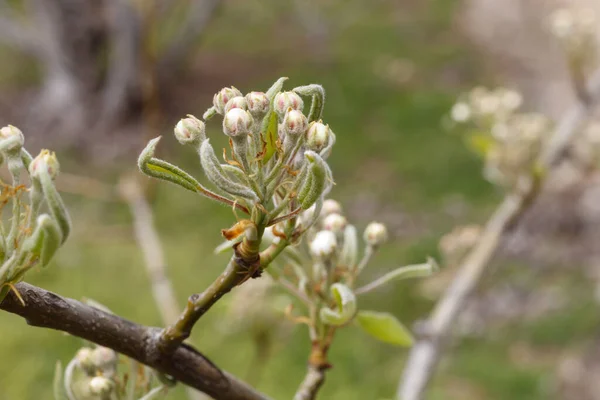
[293,84,325,122]
[356,311,414,347]
[465,132,494,158]
[262,111,278,164]
[22,214,62,266]
[265,77,288,100]
[319,283,357,326]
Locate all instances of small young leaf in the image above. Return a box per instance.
[356,311,414,347]
[265,77,288,100]
[319,283,357,326]
[53,361,67,400]
[262,111,278,164]
[293,84,325,122]
[22,214,62,266]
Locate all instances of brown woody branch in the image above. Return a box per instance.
[0,282,270,400]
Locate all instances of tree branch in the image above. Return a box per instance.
[0,282,270,400]
[397,68,600,400]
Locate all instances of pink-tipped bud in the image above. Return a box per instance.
[364,222,388,247]
[306,121,330,152]
[174,115,205,145]
[213,86,243,114]
[322,213,347,234]
[245,91,270,116]
[274,91,303,118]
[283,109,309,137]
[29,149,60,180]
[223,108,254,138]
[224,96,248,114]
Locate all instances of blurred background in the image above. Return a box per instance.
[2,0,600,399]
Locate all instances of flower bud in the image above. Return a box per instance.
[29,149,60,180]
[283,109,309,137]
[323,213,347,234]
[310,230,337,258]
[213,86,243,114]
[223,108,254,138]
[224,96,248,114]
[450,102,471,123]
[322,199,342,217]
[245,91,270,117]
[306,121,330,152]
[174,115,205,145]
[75,347,95,373]
[89,376,114,396]
[91,346,118,371]
[0,125,24,152]
[364,222,388,247]
[274,91,304,118]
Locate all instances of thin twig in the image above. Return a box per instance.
[397,68,600,400]
[157,232,286,353]
[294,366,326,400]
[0,282,270,400]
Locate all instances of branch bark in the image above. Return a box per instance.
[0,282,270,400]
[397,68,600,400]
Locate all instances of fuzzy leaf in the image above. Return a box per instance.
[39,167,71,243]
[293,84,325,122]
[138,137,201,193]
[199,140,259,201]
[319,283,357,326]
[356,311,414,347]
[265,77,288,100]
[22,214,62,266]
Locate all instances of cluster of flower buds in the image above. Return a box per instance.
[262,199,437,349]
[0,125,71,304]
[450,87,551,188]
[549,7,598,68]
[139,77,336,258]
[57,341,172,399]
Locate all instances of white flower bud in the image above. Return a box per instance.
[245,91,270,116]
[91,346,118,371]
[174,116,205,145]
[283,109,308,137]
[224,96,248,114]
[322,213,347,234]
[75,347,95,372]
[29,149,60,180]
[306,121,330,152]
[450,102,471,123]
[310,230,337,258]
[274,91,303,118]
[498,89,522,111]
[321,199,342,217]
[364,222,388,247]
[223,108,254,138]
[213,86,243,114]
[550,9,574,39]
[0,125,24,151]
[89,376,114,396]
